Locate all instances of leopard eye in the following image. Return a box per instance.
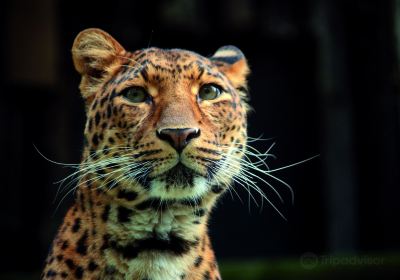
[198,84,222,101]
[121,87,150,103]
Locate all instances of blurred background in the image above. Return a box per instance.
[1,0,400,279]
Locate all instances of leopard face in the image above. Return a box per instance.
[73,29,250,202]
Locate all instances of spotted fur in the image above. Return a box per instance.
[42,28,250,280]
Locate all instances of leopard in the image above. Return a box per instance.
[42,28,252,280]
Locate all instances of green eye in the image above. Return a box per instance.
[121,87,150,103]
[198,84,223,101]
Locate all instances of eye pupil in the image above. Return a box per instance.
[199,84,222,100]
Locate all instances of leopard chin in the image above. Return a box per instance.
[148,163,210,200]
[161,163,197,187]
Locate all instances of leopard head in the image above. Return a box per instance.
[72,28,250,202]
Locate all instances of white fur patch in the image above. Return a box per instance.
[148,176,209,200]
[214,49,238,58]
[126,251,196,280]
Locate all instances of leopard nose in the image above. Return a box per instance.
[156,128,201,153]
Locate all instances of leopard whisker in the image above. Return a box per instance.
[208,158,246,204]
[105,160,154,190]
[226,156,285,203]
[53,147,136,188]
[56,156,133,196]
[224,169,260,209]
[101,160,151,193]
[265,155,319,173]
[55,155,149,208]
[119,64,139,70]
[218,143,276,170]
[216,163,286,219]
[246,135,275,143]
[56,155,130,186]
[34,144,81,167]
[205,144,289,218]
[211,147,285,204]
[212,160,262,207]
[58,148,157,193]
[218,142,295,204]
[116,55,139,65]
[227,152,295,204]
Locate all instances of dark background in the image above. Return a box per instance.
[1,0,399,278]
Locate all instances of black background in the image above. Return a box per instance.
[1,0,399,277]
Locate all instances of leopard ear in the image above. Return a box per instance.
[210,45,250,88]
[72,28,125,100]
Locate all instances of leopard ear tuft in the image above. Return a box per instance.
[72,28,125,101]
[210,45,250,89]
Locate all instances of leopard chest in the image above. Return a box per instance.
[95,203,209,279]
